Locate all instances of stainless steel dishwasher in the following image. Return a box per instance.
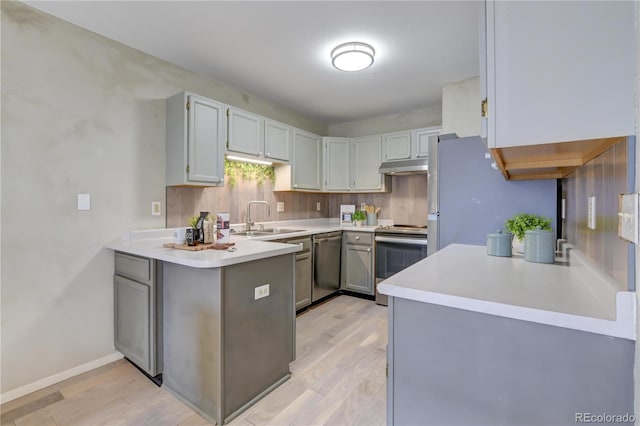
[312,231,342,302]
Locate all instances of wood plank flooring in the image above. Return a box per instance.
[1,296,388,426]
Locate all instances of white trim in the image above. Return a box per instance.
[0,352,123,404]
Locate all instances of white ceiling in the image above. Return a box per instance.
[26,1,481,126]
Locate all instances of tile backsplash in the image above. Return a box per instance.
[167,174,428,227]
[562,138,633,290]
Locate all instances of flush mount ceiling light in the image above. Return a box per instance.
[331,42,375,72]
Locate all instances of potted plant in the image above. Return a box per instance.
[352,210,366,227]
[505,213,552,253]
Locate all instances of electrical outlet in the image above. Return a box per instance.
[360,202,366,211]
[316,202,321,211]
[151,201,161,216]
[587,196,596,230]
[618,193,639,244]
[276,202,285,212]
[77,193,90,211]
[254,284,270,300]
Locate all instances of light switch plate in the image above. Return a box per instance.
[587,196,596,230]
[276,202,285,212]
[77,193,90,211]
[151,201,161,216]
[618,193,639,244]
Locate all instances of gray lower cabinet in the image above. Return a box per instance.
[113,252,162,377]
[276,236,312,311]
[387,297,635,425]
[341,231,374,295]
[162,254,295,425]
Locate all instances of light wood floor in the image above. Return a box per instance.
[1,296,388,426]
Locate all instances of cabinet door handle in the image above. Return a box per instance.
[366,248,371,252]
[266,152,270,157]
[355,236,360,240]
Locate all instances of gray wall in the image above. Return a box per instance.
[562,140,631,290]
[0,1,326,397]
[328,106,441,138]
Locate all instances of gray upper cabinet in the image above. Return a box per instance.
[353,135,382,191]
[323,137,352,191]
[412,127,439,158]
[292,128,322,190]
[484,1,634,148]
[264,119,291,162]
[166,92,225,186]
[227,107,263,156]
[382,131,411,161]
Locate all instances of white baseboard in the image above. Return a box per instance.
[0,352,124,404]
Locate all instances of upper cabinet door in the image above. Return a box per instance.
[264,119,291,162]
[323,138,352,191]
[292,129,322,190]
[227,107,263,156]
[353,136,382,191]
[382,131,411,161]
[412,127,440,158]
[187,95,225,184]
[485,0,635,148]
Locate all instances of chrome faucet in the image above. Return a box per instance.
[246,201,271,231]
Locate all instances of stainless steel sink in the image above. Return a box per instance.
[232,228,305,237]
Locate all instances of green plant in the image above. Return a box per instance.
[352,210,366,222]
[224,159,275,188]
[505,213,552,241]
[187,215,199,228]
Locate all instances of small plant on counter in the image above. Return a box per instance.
[352,210,367,224]
[505,213,552,241]
[224,159,276,188]
[187,215,200,229]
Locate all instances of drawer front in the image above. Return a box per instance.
[115,252,152,284]
[344,232,373,246]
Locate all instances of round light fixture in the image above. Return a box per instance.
[331,42,375,72]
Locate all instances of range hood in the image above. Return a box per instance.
[378,158,428,175]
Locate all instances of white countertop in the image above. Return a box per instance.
[378,244,636,340]
[106,219,381,268]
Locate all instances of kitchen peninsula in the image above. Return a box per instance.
[107,229,302,425]
[379,244,636,425]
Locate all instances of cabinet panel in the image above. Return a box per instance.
[264,119,291,162]
[324,138,352,191]
[295,252,312,310]
[166,92,225,186]
[486,1,635,148]
[188,95,225,183]
[342,232,374,295]
[383,132,411,161]
[412,128,439,159]
[114,275,151,372]
[292,129,322,190]
[228,107,262,156]
[353,136,382,191]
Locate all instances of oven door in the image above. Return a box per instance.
[374,237,429,305]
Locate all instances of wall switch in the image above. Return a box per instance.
[618,193,639,244]
[276,202,285,212]
[316,202,321,211]
[587,196,596,230]
[77,193,90,211]
[151,201,161,216]
[254,284,270,300]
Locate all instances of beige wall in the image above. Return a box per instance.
[441,76,480,137]
[327,106,441,138]
[0,2,326,398]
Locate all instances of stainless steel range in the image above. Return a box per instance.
[374,225,429,306]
